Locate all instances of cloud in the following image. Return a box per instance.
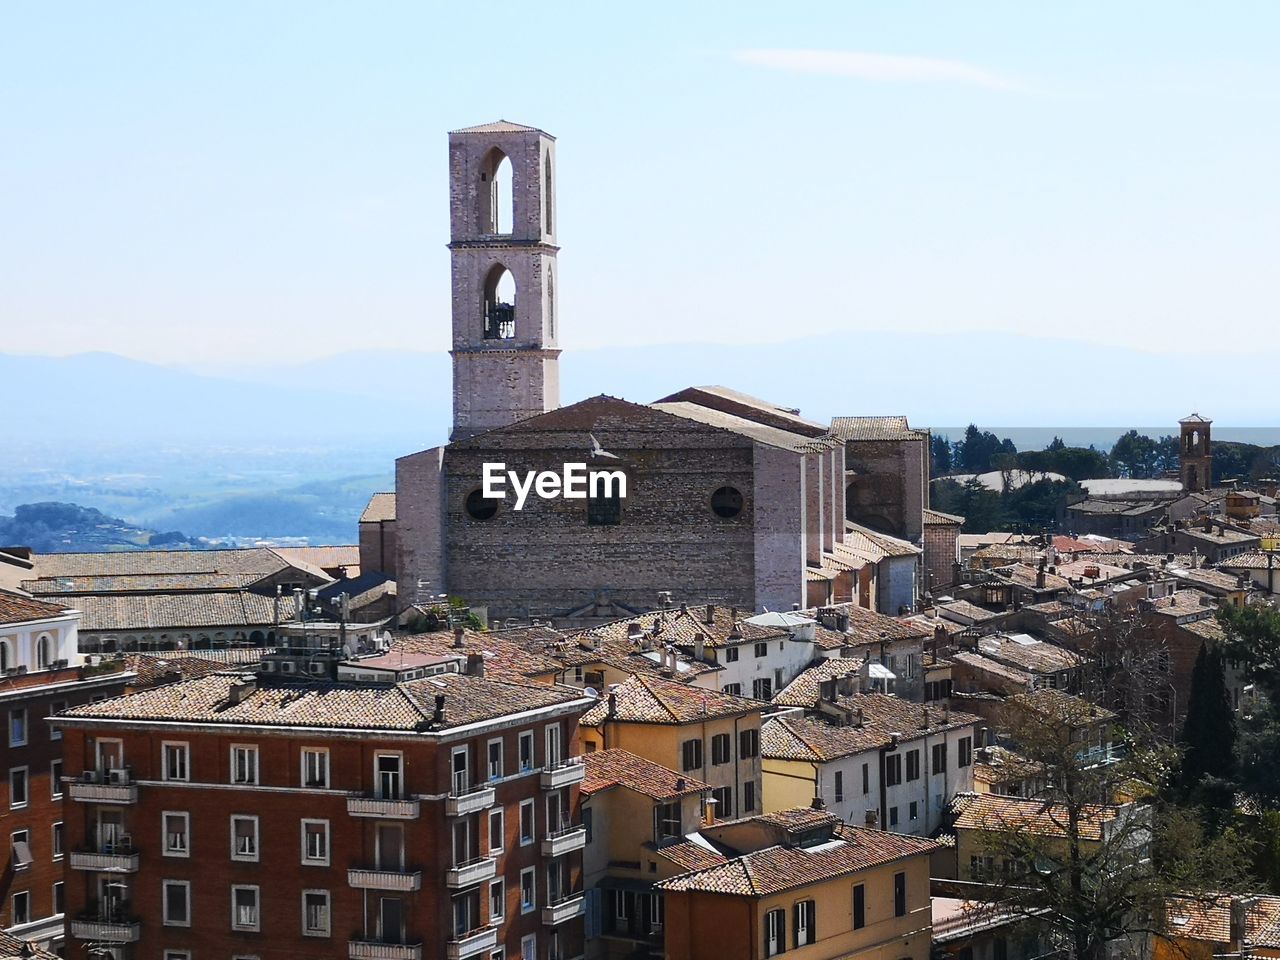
[733,48,1020,91]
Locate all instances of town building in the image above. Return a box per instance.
[656,807,941,960]
[922,509,964,596]
[1179,414,1213,492]
[0,591,133,953]
[1156,894,1280,960]
[53,648,594,960]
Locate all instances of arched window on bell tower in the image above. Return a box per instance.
[478,148,514,235]
[483,265,516,340]
[544,154,553,236]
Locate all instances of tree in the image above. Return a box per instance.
[1111,431,1159,479]
[931,434,953,475]
[1178,645,1236,790]
[1219,604,1280,810]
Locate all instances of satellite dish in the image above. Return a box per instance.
[584,686,599,698]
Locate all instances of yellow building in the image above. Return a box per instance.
[1156,894,1280,960]
[580,673,764,819]
[657,807,940,960]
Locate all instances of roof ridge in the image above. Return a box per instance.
[781,716,824,759]
[637,674,683,723]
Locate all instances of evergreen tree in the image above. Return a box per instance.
[1179,644,1236,791]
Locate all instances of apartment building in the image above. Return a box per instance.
[53,653,593,960]
[0,591,132,954]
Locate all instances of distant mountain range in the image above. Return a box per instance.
[8,333,1280,446]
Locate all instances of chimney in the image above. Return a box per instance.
[466,652,485,678]
[820,678,836,703]
[694,634,706,662]
[226,678,257,706]
[433,693,446,724]
[607,690,618,719]
[1230,897,1258,946]
[679,602,687,615]
[810,795,826,810]
[452,626,465,648]
[792,603,801,611]
[853,707,864,727]
[627,622,643,642]
[704,603,715,625]
[864,809,879,829]
[704,796,718,826]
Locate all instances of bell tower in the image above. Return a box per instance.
[1179,413,1212,492]
[448,121,560,441]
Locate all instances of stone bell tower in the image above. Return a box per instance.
[448,121,560,441]
[1179,413,1212,492]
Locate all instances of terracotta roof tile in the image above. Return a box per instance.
[950,792,1119,842]
[0,590,70,625]
[359,493,397,523]
[581,748,710,800]
[580,674,762,727]
[393,629,564,681]
[828,417,922,442]
[657,840,729,872]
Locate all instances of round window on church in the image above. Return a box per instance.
[464,489,499,521]
[710,486,744,519]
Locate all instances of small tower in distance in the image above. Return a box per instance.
[448,121,560,441]
[1179,413,1212,492]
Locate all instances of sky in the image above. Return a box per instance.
[2,2,1279,367]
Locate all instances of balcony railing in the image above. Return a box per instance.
[540,757,586,790]
[541,822,587,858]
[70,903,140,942]
[69,844,140,873]
[68,769,137,804]
[543,892,586,926]
[347,794,421,819]
[446,925,498,960]
[349,941,423,960]
[347,867,423,892]
[445,855,498,889]
[445,782,496,817]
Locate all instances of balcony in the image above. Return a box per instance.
[347,867,423,892]
[70,905,141,943]
[347,795,421,819]
[445,856,497,889]
[541,757,586,790]
[68,769,137,804]
[349,940,423,960]
[445,783,496,818]
[446,925,498,960]
[69,845,140,873]
[543,893,586,926]
[541,823,587,857]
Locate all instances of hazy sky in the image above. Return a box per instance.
[3,2,1279,366]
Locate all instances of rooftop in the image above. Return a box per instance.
[580,673,762,727]
[581,748,710,801]
[762,702,983,762]
[360,492,397,523]
[0,590,71,626]
[828,416,925,442]
[950,792,1121,841]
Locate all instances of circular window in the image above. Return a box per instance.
[464,489,499,521]
[710,486,744,519]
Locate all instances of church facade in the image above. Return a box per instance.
[386,121,944,623]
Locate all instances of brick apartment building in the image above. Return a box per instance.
[0,591,132,953]
[53,641,594,960]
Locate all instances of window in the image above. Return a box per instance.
[906,749,920,782]
[232,885,260,931]
[52,881,63,916]
[377,753,405,799]
[712,785,732,819]
[487,738,504,781]
[302,819,329,865]
[465,488,499,521]
[302,748,329,788]
[743,780,757,813]
[9,767,27,808]
[519,799,535,845]
[48,700,66,740]
[853,883,866,929]
[303,890,331,936]
[11,829,31,869]
[958,736,973,768]
[164,953,191,960]
[681,738,703,772]
[710,485,744,519]
[794,899,816,947]
[886,753,903,787]
[231,745,258,785]
[722,682,742,695]
[50,759,62,797]
[889,806,899,827]
[725,647,740,663]
[521,934,536,960]
[752,677,772,700]
[834,770,844,802]
[489,877,505,922]
[163,812,190,857]
[520,867,536,913]
[931,743,947,774]
[231,815,259,861]
[12,891,29,926]
[9,708,26,746]
[910,800,919,821]
[489,808,505,855]
[862,762,870,794]
[164,879,191,926]
[162,742,189,782]
[584,806,593,843]
[711,733,731,765]
[52,821,63,859]
[587,487,622,526]
[765,908,786,958]
[739,728,759,758]
[754,642,768,658]
[519,731,535,772]
[894,871,906,917]
[657,801,681,840]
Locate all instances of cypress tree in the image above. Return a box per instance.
[1179,643,1236,791]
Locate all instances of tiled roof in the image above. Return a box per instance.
[974,633,1084,674]
[656,822,939,896]
[924,508,965,526]
[123,652,235,687]
[763,699,983,762]
[24,572,266,594]
[844,524,921,558]
[581,748,710,800]
[949,651,1035,686]
[1174,567,1247,592]
[392,629,564,681]
[451,119,548,135]
[993,563,1072,592]
[1163,895,1280,945]
[654,386,828,437]
[828,416,922,442]
[1005,688,1116,725]
[950,792,1119,841]
[657,840,729,872]
[360,493,397,523]
[938,599,1004,624]
[0,590,70,625]
[580,674,762,727]
[0,930,58,959]
[650,400,816,453]
[60,671,586,732]
[1145,589,1217,619]
[31,547,299,579]
[575,604,786,651]
[971,544,1041,565]
[1218,552,1279,571]
[71,591,289,632]
[1179,618,1227,643]
[801,603,931,645]
[272,545,360,572]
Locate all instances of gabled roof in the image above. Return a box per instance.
[0,590,71,626]
[581,748,710,800]
[575,604,786,651]
[450,119,550,136]
[580,673,762,727]
[650,400,819,453]
[828,416,924,442]
[392,629,564,681]
[360,493,397,523]
[950,792,1120,841]
[924,508,965,526]
[654,386,828,438]
[1180,413,1212,424]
